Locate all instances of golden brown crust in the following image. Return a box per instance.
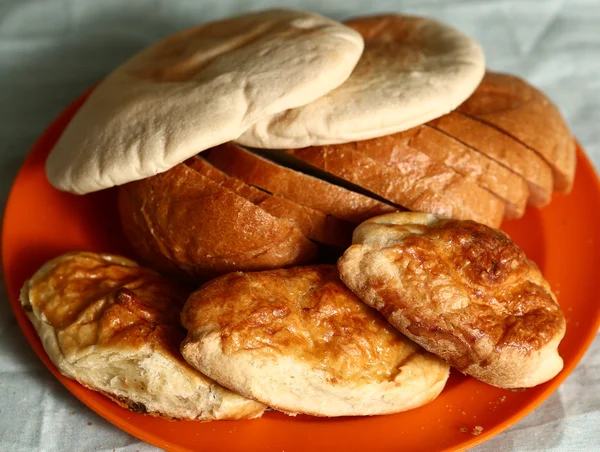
[392,125,529,218]
[457,72,576,193]
[206,143,396,224]
[286,142,505,228]
[428,111,553,207]
[184,265,421,384]
[338,213,566,388]
[181,265,449,416]
[118,163,317,282]
[186,152,353,247]
[21,251,265,420]
[26,252,187,339]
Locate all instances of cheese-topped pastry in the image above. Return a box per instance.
[338,212,566,388]
[20,251,265,420]
[181,265,449,417]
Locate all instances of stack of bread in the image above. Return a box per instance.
[22,9,571,421]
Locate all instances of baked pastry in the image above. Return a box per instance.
[181,265,450,417]
[20,251,265,420]
[118,162,317,281]
[338,213,566,388]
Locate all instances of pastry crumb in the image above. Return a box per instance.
[460,427,468,433]
[471,426,483,436]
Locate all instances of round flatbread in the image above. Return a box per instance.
[181,265,449,417]
[238,14,485,148]
[20,252,265,420]
[46,9,364,194]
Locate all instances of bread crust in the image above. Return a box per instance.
[338,213,566,388]
[206,143,396,223]
[186,152,353,247]
[118,163,317,281]
[391,125,529,218]
[286,143,505,227]
[458,72,576,193]
[429,111,553,207]
[181,265,449,416]
[20,251,265,420]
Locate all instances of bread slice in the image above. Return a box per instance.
[389,126,528,219]
[118,163,317,282]
[186,153,353,247]
[286,143,505,228]
[206,144,396,224]
[429,111,553,207]
[458,72,576,193]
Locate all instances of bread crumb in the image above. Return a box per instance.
[460,427,468,433]
[471,426,483,436]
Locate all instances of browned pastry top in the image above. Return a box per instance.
[183,265,435,384]
[381,220,561,367]
[25,252,190,357]
[338,213,566,387]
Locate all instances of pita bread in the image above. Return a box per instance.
[46,9,364,194]
[237,14,484,148]
[20,251,265,420]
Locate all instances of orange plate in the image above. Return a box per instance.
[3,91,600,452]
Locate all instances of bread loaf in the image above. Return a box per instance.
[206,143,396,223]
[186,152,353,247]
[429,111,553,207]
[286,143,505,227]
[388,125,529,218]
[118,163,317,281]
[458,72,576,193]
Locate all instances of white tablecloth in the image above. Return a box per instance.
[1,0,598,450]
